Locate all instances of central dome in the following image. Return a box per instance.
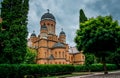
[41,9,56,22]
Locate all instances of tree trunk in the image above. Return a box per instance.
[102,57,108,74]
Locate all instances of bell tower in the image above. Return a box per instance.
[40,9,56,35]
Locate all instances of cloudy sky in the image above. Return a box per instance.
[1,0,120,46]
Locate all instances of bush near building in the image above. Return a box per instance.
[74,64,118,72]
[0,64,118,78]
[0,64,74,78]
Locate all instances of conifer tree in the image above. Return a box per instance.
[0,0,29,64]
[79,9,87,23]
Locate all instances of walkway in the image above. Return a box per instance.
[66,70,120,78]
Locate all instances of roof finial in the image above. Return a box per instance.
[47,9,49,13]
[33,30,35,33]
[61,28,63,31]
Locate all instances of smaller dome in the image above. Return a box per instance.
[53,42,65,48]
[31,31,36,37]
[41,25,47,30]
[60,31,65,35]
[60,28,66,35]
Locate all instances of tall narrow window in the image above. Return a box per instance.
[55,51,57,58]
[59,51,61,58]
[63,52,64,58]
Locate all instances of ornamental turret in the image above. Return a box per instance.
[59,28,66,43]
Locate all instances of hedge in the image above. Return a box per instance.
[0,64,74,78]
[74,64,118,72]
[0,64,118,78]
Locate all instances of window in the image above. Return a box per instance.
[43,23,46,25]
[47,23,50,25]
[55,51,57,57]
[82,56,85,60]
[51,24,53,26]
[59,52,61,58]
[63,52,64,58]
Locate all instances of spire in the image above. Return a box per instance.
[47,9,49,13]
[33,30,35,33]
[61,28,63,31]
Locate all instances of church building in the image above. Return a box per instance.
[28,10,85,64]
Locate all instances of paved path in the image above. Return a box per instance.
[66,70,120,78]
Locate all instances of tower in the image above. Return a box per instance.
[40,9,56,35]
[59,28,66,43]
[29,31,37,48]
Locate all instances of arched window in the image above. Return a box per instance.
[51,24,53,26]
[47,23,50,26]
[55,51,57,58]
[45,52,46,58]
[63,52,64,58]
[59,51,61,58]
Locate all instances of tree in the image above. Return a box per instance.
[84,53,95,72]
[106,48,120,68]
[75,15,120,74]
[23,47,37,64]
[79,9,87,23]
[0,0,29,64]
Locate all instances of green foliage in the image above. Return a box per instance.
[85,53,95,65]
[84,53,95,71]
[23,47,37,64]
[75,15,120,74]
[0,0,29,63]
[74,64,117,72]
[106,48,120,68]
[80,9,87,23]
[0,64,74,78]
[75,16,120,56]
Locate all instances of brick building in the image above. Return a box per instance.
[28,10,85,64]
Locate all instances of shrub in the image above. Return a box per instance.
[0,64,74,78]
[74,64,117,72]
[74,65,87,72]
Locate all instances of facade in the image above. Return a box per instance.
[28,10,85,64]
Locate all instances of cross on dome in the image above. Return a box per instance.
[47,9,49,13]
[61,28,63,31]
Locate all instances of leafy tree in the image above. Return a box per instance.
[79,9,87,23]
[84,53,95,72]
[75,15,120,74]
[106,48,120,68]
[23,47,37,64]
[0,0,29,64]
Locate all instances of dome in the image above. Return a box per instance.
[60,31,65,35]
[41,25,47,30]
[60,28,66,35]
[53,42,65,48]
[31,31,36,37]
[41,9,55,22]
